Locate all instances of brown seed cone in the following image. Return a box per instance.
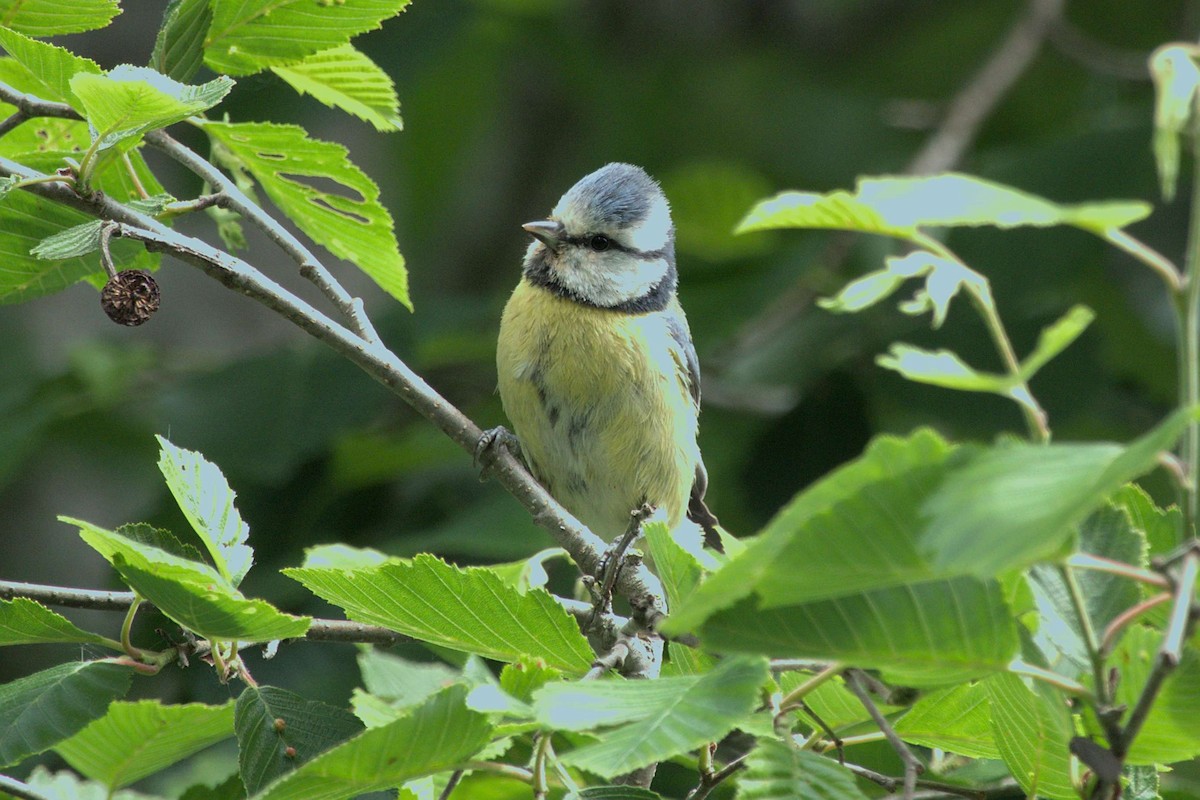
[100,269,160,326]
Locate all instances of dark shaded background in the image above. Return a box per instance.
[3,0,1198,794]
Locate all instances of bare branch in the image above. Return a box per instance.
[846,670,924,800]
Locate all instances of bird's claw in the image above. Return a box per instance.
[475,426,521,480]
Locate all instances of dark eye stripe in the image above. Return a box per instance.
[564,234,666,260]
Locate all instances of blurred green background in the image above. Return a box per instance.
[2,0,1198,792]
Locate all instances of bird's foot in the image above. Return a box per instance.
[474,426,521,480]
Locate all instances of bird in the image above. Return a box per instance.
[491,162,721,551]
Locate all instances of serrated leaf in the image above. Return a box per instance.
[249,685,491,800]
[236,686,363,795]
[739,173,1151,239]
[1112,626,1200,765]
[643,521,703,608]
[499,660,562,705]
[156,435,254,586]
[29,220,103,260]
[567,788,662,800]
[203,121,409,307]
[55,700,234,789]
[300,543,391,569]
[821,250,981,329]
[534,656,768,779]
[893,682,1000,759]
[0,661,131,767]
[1151,46,1200,201]
[1028,504,1145,673]
[1114,484,1182,556]
[0,27,101,104]
[67,517,309,642]
[666,430,955,635]
[70,66,233,152]
[921,408,1197,576]
[357,649,459,708]
[286,554,593,673]
[0,0,118,35]
[736,740,869,800]
[986,673,1076,800]
[204,0,412,76]
[151,0,212,82]
[271,44,401,131]
[0,598,108,647]
[699,578,1017,687]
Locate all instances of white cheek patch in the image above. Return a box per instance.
[627,197,672,253]
[555,249,670,307]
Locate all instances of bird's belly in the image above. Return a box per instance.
[497,286,697,540]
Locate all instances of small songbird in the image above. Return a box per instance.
[493,163,721,549]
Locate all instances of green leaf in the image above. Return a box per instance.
[0,661,131,767]
[0,27,101,104]
[0,0,118,35]
[643,520,704,608]
[986,673,1076,800]
[16,766,160,800]
[151,0,212,82]
[736,188,917,239]
[356,649,460,711]
[1018,305,1096,381]
[1028,504,1145,673]
[1113,484,1182,556]
[534,656,768,779]
[204,0,412,76]
[0,598,108,647]
[286,554,593,673]
[567,788,662,800]
[1150,46,1200,201]
[667,430,954,633]
[820,251,982,329]
[739,173,1151,239]
[1112,626,1200,765]
[180,773,247,800]
[69,66,233,152]
[203,121,409,307]
[156,435,254,586]
[29,220,104,260]
[55,700,234,789]
[236,686,364,795]
[921,408,1197,576]
[698,578,1017,687]
[300,543,391,570]
[271,44,401,131]
[736,740,869,800]
[780,673,904,733]
[877,344,1012,394]
[499,660,562,705]
[67,517,309,642]
[893,682,1000,759]
[250,685,491,800]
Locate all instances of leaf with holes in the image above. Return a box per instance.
[55,700,234,789]
[203,121,409,308]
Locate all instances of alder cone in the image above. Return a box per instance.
[100,269,160,326]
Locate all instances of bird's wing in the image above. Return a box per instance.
[665,312,701,407]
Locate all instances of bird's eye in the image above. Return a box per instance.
[588,234,611,252]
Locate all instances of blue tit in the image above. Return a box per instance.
[495,162,721,550]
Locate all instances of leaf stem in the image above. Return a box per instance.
[1065,553,1171,588]
[777,662,842,713]
[119,593,144,659]
[1178,120,1200,535]
[1057,565,1122,747]
[1008,660,1091,697]
[531,731,552,800]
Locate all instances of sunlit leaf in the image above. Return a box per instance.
[204,0,413,76]
[286,554,593,672]
[0,0,118,35]
[56,700,234,789]
[0,27,101,104]
[203,121,409,308]
[0,598,108,647]
[156,435,254,586]
[1150,45,1200,201]
[877,344,1012,393]
[1018,305,1096,381]
[986,673,1076,800]
[271,44,401,131]
[893,682,1000,759]
[534,655,768,779]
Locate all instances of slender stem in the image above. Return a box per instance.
[843,761,1009,800]
[119,594,144,659]
[778,662,842,712]
[1007,660,1091,697]
[1180,121,1200,536]
[685,753,749,800]
[121,151,149,200]
[1104,229,1183,294]
[845,670,924,800]
[460,762,534,784]
[531,732,552,800]
[819,731,887,752]
[1058,564,1123,749]
[436,770,463,800]
[1100,592,1172,654]
[0,773,53,800]
[1066,553,1171,588]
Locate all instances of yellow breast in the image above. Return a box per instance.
[496,280,700,541]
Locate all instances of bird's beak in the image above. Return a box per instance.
[522,219,566,249]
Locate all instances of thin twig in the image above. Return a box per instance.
[845,670,924,800]
[685,752,749,800]
[437,769,463,800]
[1066,553,1171,588]
[0,774,52,800]
[1057,564,1122,747]
[844,762,1016,800]
[0,110,27,138]
[1099,592,1172,654]
[0,156,670,631]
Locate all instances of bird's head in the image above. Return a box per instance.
[522,163,676,310]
